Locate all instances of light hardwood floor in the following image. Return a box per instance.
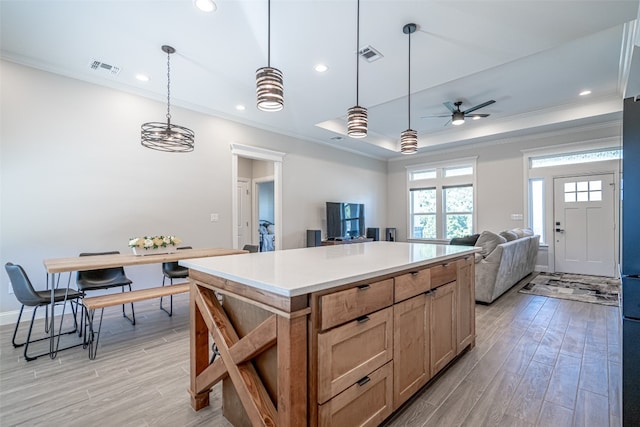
[0,276,621,426]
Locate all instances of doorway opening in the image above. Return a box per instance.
[231,144,285,251]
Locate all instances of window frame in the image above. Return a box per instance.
[406,157,477,243]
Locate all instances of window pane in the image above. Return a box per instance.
[444,166,472,177]
[410,170,436,180]
[577,181,588,191]
[530,179,544,244]
[565,192,576,202]
[577,191,589,202]
[411,189,436,213]
[444,186,473,212]
[590,190,602,201]
[530,148,621,168]
[446,214,472,239]
[590,180,602,191]
[412,215,436,239]
[564,182,576,192]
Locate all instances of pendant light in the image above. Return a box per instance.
[141,45,195,153]
[256,0,284,112]
[347,0,367,138]
[400,23,417,155]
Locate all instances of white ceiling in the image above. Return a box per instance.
[1,0,639,159]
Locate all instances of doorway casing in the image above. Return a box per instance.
[231,143,285,251]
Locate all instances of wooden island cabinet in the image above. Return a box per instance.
[182,242,477,427]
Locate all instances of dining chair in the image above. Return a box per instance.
[5,262,82,361]
[76,251,135,325]
[161,246,192,316]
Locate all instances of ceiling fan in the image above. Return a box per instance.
[422,100,496,126]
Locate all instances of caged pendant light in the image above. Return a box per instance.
[141,45,194,153]
[256,0,284,112]
[347,0,367,138]
[400,23,417,155]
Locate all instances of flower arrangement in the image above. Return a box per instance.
[128,235,182,250]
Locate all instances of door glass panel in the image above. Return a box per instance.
[590,180,602,191]
[577,181,589,191]
[591,191,602,201]
[565,192,576,203]
[565,182,576,192]
[577,191,589,202]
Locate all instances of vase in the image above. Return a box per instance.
[132,246,178,256]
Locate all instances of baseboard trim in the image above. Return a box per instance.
[0,302,76,326]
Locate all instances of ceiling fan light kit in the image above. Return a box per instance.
[400,22,418,155]
[256,0,284,112]
[141,45,195,153]
[347,0,367,138]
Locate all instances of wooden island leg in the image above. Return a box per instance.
[190,282,210,410]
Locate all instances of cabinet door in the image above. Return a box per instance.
[430,281,457,374]
[393,293,430,408]
[456,256,475,353]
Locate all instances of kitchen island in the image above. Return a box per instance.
[181,241,477,427]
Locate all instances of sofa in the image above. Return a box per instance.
[451,228,540,304]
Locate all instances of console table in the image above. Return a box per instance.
[182,242,477,426]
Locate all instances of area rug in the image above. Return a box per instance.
[519,272,621,306]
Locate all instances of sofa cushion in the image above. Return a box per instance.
[475,231,507,257]
[450,234,480,246]
[499,230,518,241]
[511,227,534,238]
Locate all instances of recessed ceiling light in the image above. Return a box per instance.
[314,64,328,73]
[235,105,246,111]
[135,74,149,82]
[194,0,216,13]
[579,90,592,96]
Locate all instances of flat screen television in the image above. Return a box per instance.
[326,202,365,239]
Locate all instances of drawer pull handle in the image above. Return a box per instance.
[357,284,371,290]
[357,376,371,386]
[442,262,450,267]
[356,315,370,323]
[410,271,420,276]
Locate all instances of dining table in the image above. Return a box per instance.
[42,247,246,358]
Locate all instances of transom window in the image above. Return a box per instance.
[407,158,476,241]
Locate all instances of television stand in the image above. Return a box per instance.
[321,237,374,246]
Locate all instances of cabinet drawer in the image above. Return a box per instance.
[317,307,393,403]
[319,279,393,331]
[430,261,458,288]
[318,361,393,427]
[394,268,431,303]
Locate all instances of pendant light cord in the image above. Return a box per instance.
[166,49,172,122]
[407,28,411,129]
[267,0,271,67]
[355,0,360,106]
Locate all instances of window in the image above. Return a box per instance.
[530,148,620,169]
[563,180,602,203]
[529,178,544,244]
[407,159,476,241]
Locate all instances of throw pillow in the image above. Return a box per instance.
[499,230,518,241]
[511,227,534,238]
[475,230,507,257]
[450,234,480,246]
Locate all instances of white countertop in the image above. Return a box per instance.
[181,241,477,297]
[180,242,477,297]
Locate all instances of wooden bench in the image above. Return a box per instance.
[82,282,190,359]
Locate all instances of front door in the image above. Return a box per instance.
[553,173,615,276]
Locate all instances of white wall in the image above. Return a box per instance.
[0,60,387,318]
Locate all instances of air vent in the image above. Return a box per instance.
[359,45,383,62]
[88,60,121,75]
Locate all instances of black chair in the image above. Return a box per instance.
[5,262,82,361]
[242,244,259,253]
[76,251,135,325]
[161,246,192,316]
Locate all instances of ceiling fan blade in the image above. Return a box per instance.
[443,101,457,113]
[443,119,452,127]
[465,113,490,118]
[421,114,451,118]
[463,99,495,114]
